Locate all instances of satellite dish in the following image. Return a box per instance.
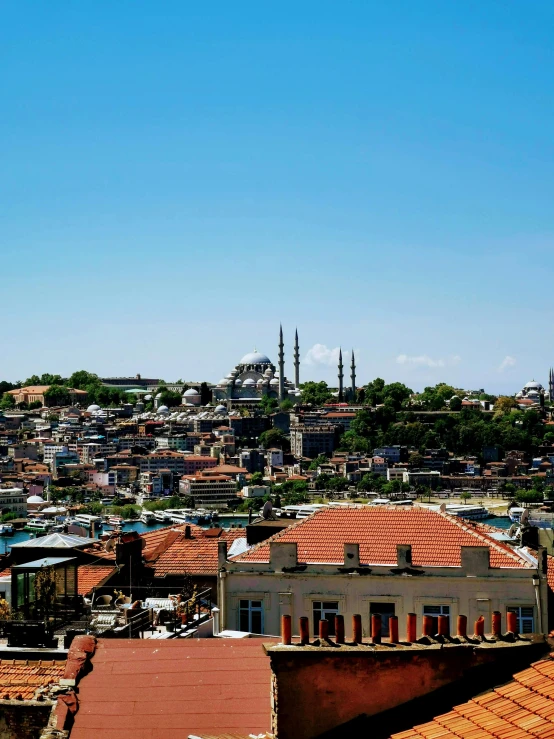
[439,503,446,513]
[262,500,273,520]
[520,509,530,525]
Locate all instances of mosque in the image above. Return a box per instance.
[213,327,301,404]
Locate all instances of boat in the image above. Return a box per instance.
[154,511,172,523]
[74,514,103,529]
[444,504,490,521]
[106,516,124,527]
[139,511,156,525]
[509,507,526,523]
[25,519,53,532]
[0,524,14,536]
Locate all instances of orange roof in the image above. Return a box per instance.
[0,659,66,700]
[391,652,554,739]
[153,526,246,577]
[78,565,117,595]
[234,507,532,568]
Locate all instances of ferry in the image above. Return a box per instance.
[139,511,156,525]
[166,509,193,524]
[154,511,172,523]
[74,514,103,529]
[509,507,526,523]
[105,516,124,528]
[443,504,490,521]
[26,519,53,532]
[0,524,14,536]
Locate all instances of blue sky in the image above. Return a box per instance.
[2,2,554,393]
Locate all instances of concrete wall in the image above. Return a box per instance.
[266,641,547,739]
[220,542,548,638]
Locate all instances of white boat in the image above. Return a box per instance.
[0,524,14,535]
[74,514,103,529]
[509,507,526,523]
[106,516,124,527]
[139,511,156,525]
[154,511,171,523]
[26,519,53,532]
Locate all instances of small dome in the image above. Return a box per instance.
[524,381,543,390]
[234,379,243,386]
[270,378,279,385]
[157,405,169,414]
[257,378,264,385]
[217,379,228,386]
[215,404,227,414]
[27,495,45,504]
[183,388,200,397]
[87,404,101,413]
[240,351,271,365]
[243,378,256,386]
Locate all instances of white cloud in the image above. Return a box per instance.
[303,344,342,367]
[498,356,516,372]
[396,354,461,369]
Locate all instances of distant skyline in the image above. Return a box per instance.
[2,2,554,394]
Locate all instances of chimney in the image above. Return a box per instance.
[270,542,297,571]
[218,540,227,567]
[184,525,192,539]
[344,543,360,568]
[396,544,412,568]
[460,546,489,576]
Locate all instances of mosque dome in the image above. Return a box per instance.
[524,381,543,390]
[243,378,256,386]
[270,378,279,385]
[217,379,228,386]
[240,351,271,365]
[183,388,200,397]
[257,378,264,385]
[234,379,243,386]
[157,405,170,414]
[215,404,227,414]
[264,368,273,377]
[87,404,101,413]
[27,495,45,504]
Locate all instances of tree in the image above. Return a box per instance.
[515,489,544,505]
[280,399,294,412]
[68,370,101,389]
[250,472,264,485]
[0,394,15,409]
[260,396,278,415]
[308,454,328,471]
[449,396,462,412]
[408,452,423,469]
[494,396,518,416]
[159,389,182,408]
[382,382,412,411]
[200,382,212,406]
[326,476,349,493]
[460,491,472,504]
[298,381,332,406]
[44,385,72,407]
[259,428,287,450]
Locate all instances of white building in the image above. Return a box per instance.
[220,507,546,638]
[0,488,27,516]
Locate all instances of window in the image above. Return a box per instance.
[423,604,450,633]
[239,599,263,633]
[507,606,534,634]
[369,602,395,637]
[313,601,339,636]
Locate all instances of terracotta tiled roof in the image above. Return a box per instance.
[153,526,246,577]
[548,556,554,594]
[78,565,117,595]
[234,507,532,568]
[0,659,65,700]
[70,639,275,738]
[0,568,11,578]
[391,653,554,739]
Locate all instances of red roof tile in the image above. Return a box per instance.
[234,507,532,568]
[0,659,65,701]
[70,639,275,739]
[152,526,246,577]
[78,565,117,595]
[391,653,554,739]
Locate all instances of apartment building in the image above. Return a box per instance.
[0,487,27,516]
[139,451,187,477]
[182,455,218,476]
[290,425,338,458]
[220,507,547,638]
[179,473,237,506]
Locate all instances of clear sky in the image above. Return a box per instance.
[2,2,554,393]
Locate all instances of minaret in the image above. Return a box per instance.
[294,329,300,388]
[550,368,554,402]
[338,348,344,402]
[350,350,356,400]
[278,325,285,402]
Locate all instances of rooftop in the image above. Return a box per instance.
[0,659,66,701]
[69,639,274,739]
[233,507,533,568]
[152,525,246,577]
[391,651,554,739]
